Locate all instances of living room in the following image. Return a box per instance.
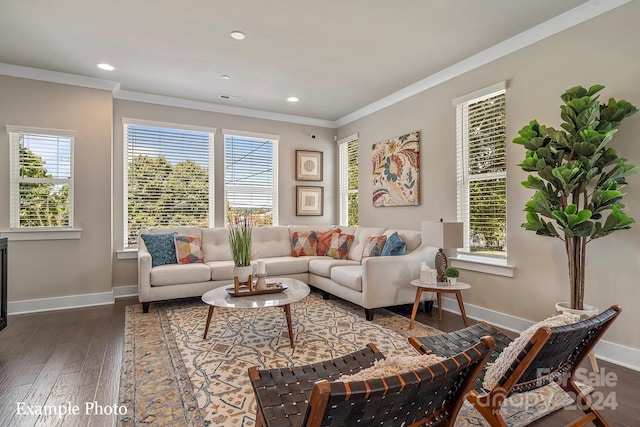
[1,1,639,426]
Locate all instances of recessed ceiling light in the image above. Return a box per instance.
[221,75,230,80]
[97,63,115,71]
[287,97,299,103]
[230,31,246,40]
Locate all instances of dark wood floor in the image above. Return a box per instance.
[0,294,638,426]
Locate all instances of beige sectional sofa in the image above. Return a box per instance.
[137,225,437,319]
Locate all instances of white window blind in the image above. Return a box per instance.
[455,85,507,257]
[7,126,75,229]
[125,122,213,248]
[338,135,358,226]
[224,132,278,226]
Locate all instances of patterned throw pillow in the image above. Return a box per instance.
[326,233,355,259]
[316,227,341,255]
[174,234,204,264]
[291,231,318,256]
[141,232,178,267]
[381,232,406,256]
[362,235,387,260]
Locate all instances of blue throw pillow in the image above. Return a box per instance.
[381,232,406,256]
[141,232,178,267]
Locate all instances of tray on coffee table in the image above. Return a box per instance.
[226,282,288,297]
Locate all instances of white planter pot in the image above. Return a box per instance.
[446,277,457,286]
[555,302,599,320]
[234,265,253,283]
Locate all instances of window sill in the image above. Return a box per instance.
[450,255,515,277]
[0,228,82,241]
[116,249,138,260]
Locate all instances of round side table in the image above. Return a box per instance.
[409,280,471,329]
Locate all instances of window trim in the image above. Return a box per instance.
[222,129,279,226]
[454,82,507,261]
[337,133,358,226]
[122,118,216,249]
[4,125,77,238]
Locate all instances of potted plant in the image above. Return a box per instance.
[513,85,637,311]
[228,215,253,283]
[444,267,460,286]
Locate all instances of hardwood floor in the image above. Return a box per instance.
[0,295,638,426]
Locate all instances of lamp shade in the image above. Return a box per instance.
[422,221,463,249]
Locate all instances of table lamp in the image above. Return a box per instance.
[421,221,463,282]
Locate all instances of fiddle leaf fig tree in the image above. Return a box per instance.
[513,85,638,310]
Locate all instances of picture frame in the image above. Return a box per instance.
[296,150,323,181]
[296,186,324,216]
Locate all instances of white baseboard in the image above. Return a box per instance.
[436,297,640,372]
[7,285,139,315]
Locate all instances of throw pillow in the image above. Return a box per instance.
[141,232,178,267]
[337,353,444,382]
[291,231,318,256]
[316,227,341,255]
[326,233,355,260]
[174,234,204,264]
[482,312,581,390]
[381,231,406,256]
[361,235,387,260]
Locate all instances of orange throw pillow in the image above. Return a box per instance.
[316,228,341,256]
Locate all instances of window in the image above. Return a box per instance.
[223,130,278,226]
[7,126,75,229]
[125,120,214,248]
[338,134,358,226]
[455,83,507,258]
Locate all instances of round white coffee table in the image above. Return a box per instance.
[409,280,471,329]
[201,277,310,348]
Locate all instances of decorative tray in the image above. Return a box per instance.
[226,283,288,297]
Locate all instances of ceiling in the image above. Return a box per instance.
[0,0,606,124]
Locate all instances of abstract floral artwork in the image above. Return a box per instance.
[372,131,420,206]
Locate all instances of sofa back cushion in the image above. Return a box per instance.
[348,227,386,261]
[384,229,421,253]
[202,228,232,262]
[252,226,292,258]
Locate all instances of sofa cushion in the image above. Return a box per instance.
[202,228,232,262]
[263,256,312,276]
[291,231,318,256]
[252,226,292,258]
[316,227,341,255]
[330,265,362,291]
[381,232,406,256]
[206,260,236,281]
[348,227,387,261]
[384,229,421,253]
[326,233,354,259]
[150,262,211,286]
[309,257,359,277]
[141,232,178,267]
[174,234,204,264]
[361,235,387,260]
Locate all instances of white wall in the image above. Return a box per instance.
[336,1,640,351]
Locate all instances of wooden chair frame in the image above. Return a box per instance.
[409,305,621,427]
[249,338,495,427]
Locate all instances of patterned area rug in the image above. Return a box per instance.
[119,291,587,426]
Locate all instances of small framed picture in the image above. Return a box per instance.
[296,150,323,181]
[296,186,324,216]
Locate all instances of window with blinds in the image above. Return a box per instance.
[338,135,358,226]
[125,122,213,248]
[455,85,507,257]
[7,126,75,229]
[224,132,278,226]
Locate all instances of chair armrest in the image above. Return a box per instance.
[137,238,152,302]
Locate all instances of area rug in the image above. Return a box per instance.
[119,292,587,426]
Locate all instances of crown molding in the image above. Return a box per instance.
[334,0,632,128]
[0,62,119,92]
[112,88,335,128]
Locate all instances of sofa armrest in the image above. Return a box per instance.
[360,244,438,308]
[137,238,152,302]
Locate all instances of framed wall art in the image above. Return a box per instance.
[296,186,323,216]
[372,130,420,207]
[296,150,323,181]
